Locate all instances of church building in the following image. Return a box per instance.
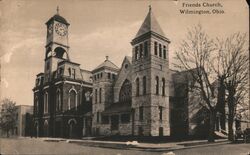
[33,7,211,138]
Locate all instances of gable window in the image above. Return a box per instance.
[119,79,132,102]
[144,41,148,57]
[135,46,139,60]
[163,45,166,59]
[139,44,143,58]
[159,106,163,120]
[159,44,162,58]
[136,78,140,96]
[154,42,158,55]
[162,78,165,96]
[139,106,143,121]
[143,76,146,95]
[156,76,159,95]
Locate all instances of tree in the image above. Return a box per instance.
[212,33,249,141]
[175,25,218,142]
[0,98,17,137]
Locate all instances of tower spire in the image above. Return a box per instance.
[56,6,59,15]
[149,5,151,12]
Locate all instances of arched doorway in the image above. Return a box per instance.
[34,122,39,137]
[68,119,77,138]
[43,120,49,137]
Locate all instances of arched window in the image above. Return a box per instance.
[162,78,165,96]
[159,44,162,57]
[99,88,102,103]
[56,89,61,111]
[155,76,159,95]
[119,79,132,102]
[44,92,48,113]
[69,89,77,110]
[143,76,146,95]
[136,78,140,96]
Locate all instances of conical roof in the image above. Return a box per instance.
[135,7,165,38]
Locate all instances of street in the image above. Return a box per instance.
[0,138,249,155]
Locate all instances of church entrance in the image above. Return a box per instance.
[43,120,49,137]
[111,115,119,131]
[68,119,77,139]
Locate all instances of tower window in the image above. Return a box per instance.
[163,45,166,59]
[162,78,165,96]
[69,90,77,110]
[68,68,71,76]
[135,46,139,60]
[156,76,159,95]
[136,78,140,96]
[154,42,158,55]
[56,89,61,111]
[100,72,103,78]
[99,88,102,103]
[144,41,148,57]
[159,44,162,58]
[143,76,146,95]
[159,106,163,120]
[139,44,143,58]
[139,106,143,121]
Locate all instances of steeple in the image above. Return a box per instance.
[135,6,165,38]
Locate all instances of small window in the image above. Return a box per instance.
[143,76,146,95]
[139,106,143,121]
[136,78,140,96]
[97,74,99,79]
[97,112,100,123]
[159,44,162,57]
[154,42,158,55]
[68,68,71,76]
[100,72,103,78]
[121,114,130,123]
[144,41,148,57]
[72,68,76,79]
[99,88,102,103]
[159,106,163,120]
[163,45,166,59]
[112,74,116,80]
[102,115,109,124]
[108,73,111,79]
[139,44,143,58]
[125,64,128,69]
[135,46,139,60]
[95,89,98,104]
[156,76,159,95]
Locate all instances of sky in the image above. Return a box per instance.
[0,0,249,105]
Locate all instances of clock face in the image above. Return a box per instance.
[55,23,67,36]
[48,24,53,34]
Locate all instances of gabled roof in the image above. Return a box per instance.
[93,56,119,72]
[135,7,165,38]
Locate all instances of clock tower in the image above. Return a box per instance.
[44,7,70,83]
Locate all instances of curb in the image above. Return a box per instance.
[65,139,230,152]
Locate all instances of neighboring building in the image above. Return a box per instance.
[33,7,235,139]
[16,105,33,137]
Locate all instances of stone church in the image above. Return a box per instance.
[33,7,212,138]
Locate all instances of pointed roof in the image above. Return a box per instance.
[46,7,69,25]
[135,6,165,38]
[93,56,119,72]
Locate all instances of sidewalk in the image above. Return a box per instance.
[42,137,230,152]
